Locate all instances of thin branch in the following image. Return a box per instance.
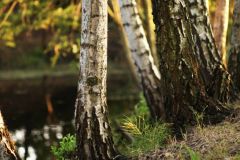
[0,0,18,28]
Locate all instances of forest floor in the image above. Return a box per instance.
[137,104,240,160]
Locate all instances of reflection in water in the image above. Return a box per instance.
[5,97,137,159]
[11,121,74,160]
[0,65,139,159]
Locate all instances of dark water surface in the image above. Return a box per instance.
[1,87,137,160]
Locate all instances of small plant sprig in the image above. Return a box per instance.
[186,147,201,160]
[51,134,76,160]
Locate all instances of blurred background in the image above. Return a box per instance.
[0,0,235,159]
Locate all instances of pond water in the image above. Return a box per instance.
[1,87,138,160]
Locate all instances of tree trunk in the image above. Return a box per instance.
[228,0,240,92]
[187,0,234,102]
[119,0,165,120]
[108,0,140,86]
[152,0,231,125]
[205,0,209,13]
[212,0,230,66]
[74,0,117,159]
[0,111,18,160]
[142,0,158,66]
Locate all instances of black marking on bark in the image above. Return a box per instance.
[83,29,88,34]
[123,22,130,27]
[88,88,99,95]
[134,23,141,30]
[131,49,137,53]
[81,43,96,49]
[131,12,140,18]
[139,50,150,57]
[87,76,99,86]
[91,14,100,18]
[136,33,144,39]
[121,3,135,9]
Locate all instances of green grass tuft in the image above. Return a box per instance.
[116,94,170,156]
[186,147,201,160]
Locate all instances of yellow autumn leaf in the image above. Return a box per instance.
[72,44,78,54]
[5,41,16,48]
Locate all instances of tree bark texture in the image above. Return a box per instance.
[228,0,240,92]
[213,0,230,66]
[75,0,117,159]
[152,0,231,125]
[119,0,165,120]
[188,0,233,103]
[0,112,18,160]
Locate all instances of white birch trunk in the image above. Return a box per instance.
[119,0,165,120]
[0,112,18,160]
[75,0,117,159]
[189,0,220,73]
[188,0,233,102]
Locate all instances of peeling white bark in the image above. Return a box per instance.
[188,0,233,102]
[0,112,18,160]
[119,0,160,79]
[119,0,165,119]
[75,0,116,159]
[189,0,220,72]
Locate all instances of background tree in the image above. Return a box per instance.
[119,0,165,120]
[228,0,240,92]
[212,0,230,66]
[0,0,82,65]
[108,0,139,85]
[74,0,117,159]
[139,0,158,64]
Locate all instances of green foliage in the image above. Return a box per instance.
[0,0,81,64]
[186,147,201,160]
[233,154,240,160]
[117,94,170,156]
[16,48,47,68]
[190,107,204,126]
[51,134,76,160]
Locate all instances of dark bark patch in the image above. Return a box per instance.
[87,76,99,86]
[123,23,130,27]
[121,3,135,9]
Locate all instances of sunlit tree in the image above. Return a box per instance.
[74,0,117,159]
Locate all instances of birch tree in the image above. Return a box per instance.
[74,0,117,159]
[107,0,139,85]
[213,0,230,66]
[0,111,18,160]
[228,0,240,92]
[142,0,158,64]
[187,0,233,102]
[119,0,165,120]
[152,0,232,124]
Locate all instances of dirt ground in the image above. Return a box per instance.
[137,105,240,160]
